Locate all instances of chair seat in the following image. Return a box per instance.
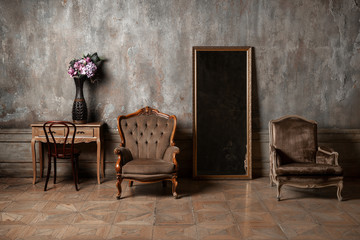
[276,163,343,176]
[51,148,80,158]
[123,158,175,175]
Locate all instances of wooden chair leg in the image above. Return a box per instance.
[53,157,57,184]
[116,175,123,199]
[337,181,343,201]
[129,181,133,187]
[76,157,80,184]
[71,158,79,191]
[171,177,178,199]
[44,156,52,191]
[276,183,282,201]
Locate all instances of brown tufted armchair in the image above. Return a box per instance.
[269,115,343,201]
[114,107,180,199]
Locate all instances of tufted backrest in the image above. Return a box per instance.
[270,116,317,164]
[117,107,176,159]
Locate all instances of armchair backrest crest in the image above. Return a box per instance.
[117,107,176,159]
[270,115,317,164]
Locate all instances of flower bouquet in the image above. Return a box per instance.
[68,52,101,82]
[68,52,101,123]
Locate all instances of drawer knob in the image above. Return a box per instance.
[77,131,85,134]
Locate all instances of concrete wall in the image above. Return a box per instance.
[1,0,360,178]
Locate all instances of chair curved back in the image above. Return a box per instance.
[43,121,76,158]
[117,107,176,159]
[270,115,317,164]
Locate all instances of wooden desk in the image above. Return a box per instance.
[31,122,104,184]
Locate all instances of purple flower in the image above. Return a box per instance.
[68,53,101,80]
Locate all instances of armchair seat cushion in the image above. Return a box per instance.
[276,163,343,176]
[122,158,175,175]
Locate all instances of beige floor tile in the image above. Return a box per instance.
[261,199,304,212]
[223,189,259,200]
[0,177,359,239]
[28,180,65,192]
[0,212,38,225]
[50,191,90,201]
[297,198,343,212]
[3,200,48,212]
[107,225,153,240]
[228,198,268,212]
[87,189,120,201]
[195,211,234,225]
[310,211,358,226]
[153,225,197,240]
[197,224,242,240]
[62,224,111,239]
[15,191,55,201]
[73,210,116,225]
[42,201,85,212]
[237,224,287,240]
[233,211,277,226]
[280,222,332,240]
[30,211,77,225]
[323,225,360,240]
[271,209,317,225]
[2,182,32,192]
[155,210,195,225]
[59,180,96,192]
[114,200,155,225]
[0,191,22,201]
[0,225,30,239]
[21,224,68,239]
[193,200,230,212]
[80,200,120,212]
[156,198,192,212]
[0,201,12,211]
[191,192,226,201]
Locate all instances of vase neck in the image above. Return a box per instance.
[74,77,85,99]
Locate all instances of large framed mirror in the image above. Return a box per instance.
[193,46,252,179]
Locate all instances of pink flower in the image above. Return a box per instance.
[85,57,91,63]
[68,67,76,77]
[73,61,80,69]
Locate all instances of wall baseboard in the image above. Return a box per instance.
[1,128,359,178]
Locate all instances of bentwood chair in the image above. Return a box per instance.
[114,106,180,199]
[269,115,343,201]
[43,121,80,191]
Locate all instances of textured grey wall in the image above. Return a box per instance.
[1,0,360,130]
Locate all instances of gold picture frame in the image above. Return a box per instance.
[193,46,252,179]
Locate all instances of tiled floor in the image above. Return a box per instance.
[0,177,360,239]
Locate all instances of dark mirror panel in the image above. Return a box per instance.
[193,47,252,178]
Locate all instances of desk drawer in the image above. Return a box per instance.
[72,128,94,137]
[35,127,64,137]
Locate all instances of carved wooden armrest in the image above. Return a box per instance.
[163,146,180,171]
[316,146,339,165]
[114,146,133,173]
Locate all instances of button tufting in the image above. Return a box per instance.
[145,141,148,144]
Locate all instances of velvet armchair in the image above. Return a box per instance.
[114,107,180,199]
[269,115,343,201]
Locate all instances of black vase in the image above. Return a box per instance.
[72,77,87,124]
